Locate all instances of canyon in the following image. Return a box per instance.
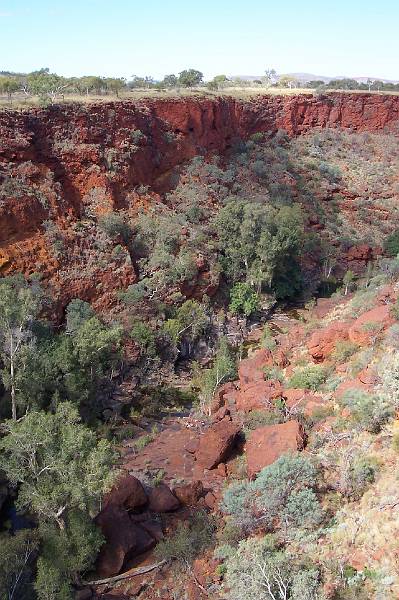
[0,93,398,314]
[1,92,399,600]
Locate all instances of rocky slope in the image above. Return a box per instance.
[0,93,398,313]
[86,279,399,599]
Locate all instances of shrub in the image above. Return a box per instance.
[263,365,284,382]
[390,298,399,320]
[221,453,322,533]
[331,340,359,363]
[383,229,399,257]
[229,282,260,317]
[154,510,215,568]
[260,324,277,351]
[282,488,323,528]
[98,212,131,243]
[130,321,157,357]
[341,389,393,433]
[223,536,322,600]
[344,455,379,499]
[288,364,328,391]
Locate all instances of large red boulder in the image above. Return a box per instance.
[103,474,147,511]
[173,480,204,506]
[195,418,240,470]
[236,380,283,412]
[307,321,349,361]
[348,304,394,345]
[148,484,180,512]
[245,420,305,479]
[95,505,154,577]
[238,349,272,387]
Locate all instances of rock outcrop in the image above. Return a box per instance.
[245,420,305,479]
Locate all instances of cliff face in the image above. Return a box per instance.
[0,93,398,311]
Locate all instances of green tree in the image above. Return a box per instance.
[178,69,203,87]
[229,282,260,316]
[162,74,178,88]
[65,299,94,334]
[0,76,20,101]
[163,299,208,348]
[35,511,103,599]
[0,402,116,529]
[195,337,236,414]
[27,69,70,102]
[0,530,39,600]
[0,275,43,420]
[104,77,126,97]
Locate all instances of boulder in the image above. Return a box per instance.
[139,519,164,542]
[148,484,180,512]
[95,505,154,577]
[307,321,349,361]
[348,304,393,345]
[173,480,204,506]
[195,418,240,470]
[236,380,283,412]
[238,348,272,387]
[103,474,147,511]
[283,388,325,416]
[210,381,238,413]
[246,420,305,479]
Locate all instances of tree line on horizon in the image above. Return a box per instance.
[0,67,398,104]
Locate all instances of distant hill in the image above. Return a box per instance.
[230,73,399,84]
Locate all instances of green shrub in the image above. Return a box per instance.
[390,298,399,320]
[223,536,322,600]
[345,455,379,499]
[260,324,277,351]
[229,282,260,317]
[288,364,328,391]
[98,212,131,243]
[341,389,394,433]
[243,408,284,430]
[155,510,215,567]
[331,340,359,363]
[221,453,322,533]
[263,365,284,382]
[383,229,399,257]
[130,321,157,357]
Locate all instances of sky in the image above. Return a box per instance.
[0,0,398,81]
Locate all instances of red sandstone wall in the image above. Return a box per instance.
[0,93,397,310]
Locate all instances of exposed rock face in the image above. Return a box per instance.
[307,321,350,361]
[236,379,283,412]
[245,420,305,479]
[238,349,272,387]
[1,93,398,312]
[348,304,394,345]
[195,418,240,470]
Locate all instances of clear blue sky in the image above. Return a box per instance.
[1,0,397,80]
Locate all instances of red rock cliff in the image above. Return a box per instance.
[0,93,398,310]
